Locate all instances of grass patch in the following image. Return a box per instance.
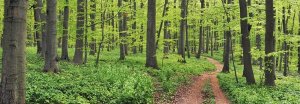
[0,47,216,103]
[202,80,215,104]
[205,50,300,104]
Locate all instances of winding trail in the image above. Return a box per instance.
[172,57,230,104]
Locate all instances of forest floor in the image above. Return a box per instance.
[172,58,230,104]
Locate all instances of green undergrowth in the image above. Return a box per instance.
[205,50,300,104]
[202,80,215,104]
[218,68,300,104]
[0,47,215,103]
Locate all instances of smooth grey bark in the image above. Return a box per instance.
[118,0,126,60]
[214,20,219,51]
[61,0,70,61]
[206,27,209,53]
[222,0,232,73]
[111,11,116,50]
[239,0,255,84]
[84,0,88,64]
[282,6,290,76]
[132,0,138,54]
[34,0,43,55]
[145,0,158,69]
[41,12,47,58]
[186,0,190,58]
[211,27,214,56]
[73,0,85,64]
[265,0,276,86]
[196,0,205,59]
[172,0,178,53]
[122,12,128,58]
[44,0,59,73]
[298,11,300,74]
[139,2,144,53]
[0,0,27,103]
[178,0,187,63]
[89,0,97,55]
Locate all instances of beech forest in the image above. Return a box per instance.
[0,0,300,104]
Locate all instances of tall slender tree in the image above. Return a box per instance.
[239,0,255,84]
[156,0,168,49]
[298,11,300,74]
[163,0,170,54]
[41,12,47,58]
[118,0,126,60]
[186,0,190,58]
[196,0,205,59]
[44,0,59,72]
[178,0,187,63]
[265,0,276,86]
[146,0,158,69]
[254,0,263,70]
[0,0,27,103]
[282,6,290,76]
[132,0,138,54]
[83,0,88,64]
[90,0,97,55]
[222,0,232,73]
[74,0,85,64]
[34,0,43,55]
[139,2,144,53]
[61,0,70,61]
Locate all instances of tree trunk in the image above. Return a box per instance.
[298,11,300,74]
[41,13,47,58]
[239,0,255,84]
[282,7,287,76]
[196,0,204,59]
[73,0,85,64]
[186,0,190,58]
[61,0,70,61]
[264,0,276,86]
[121,12,128,59]
[214,20,218,51]
[83,0,88,64]
[111,11,115,50]
[146,0,159,69]
[118,0,126,60]
[222,0,232,73]
[58,37,62,48]
[256,34,262,70]
[132,0,137,54]
[156,0,169,49]
[34,0,43,55]
[205,27,209,53]
[172,0,178,53]
[211,27,214,56]
[95,11,106,66]
[163,0,170,54]
[178,0,187,63]
[0,0,27,103]
[43,0,59,73]
[163,20,170,54]
[89,0,97,55]
[138,2,144,53]
[124,8,128,56]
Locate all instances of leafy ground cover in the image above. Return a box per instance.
[2,47,215,103]
[205,50,300,104]
[202,80,215,104]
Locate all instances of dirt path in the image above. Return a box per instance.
[172,58,230,104]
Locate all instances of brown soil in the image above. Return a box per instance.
[171,57,230,104]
